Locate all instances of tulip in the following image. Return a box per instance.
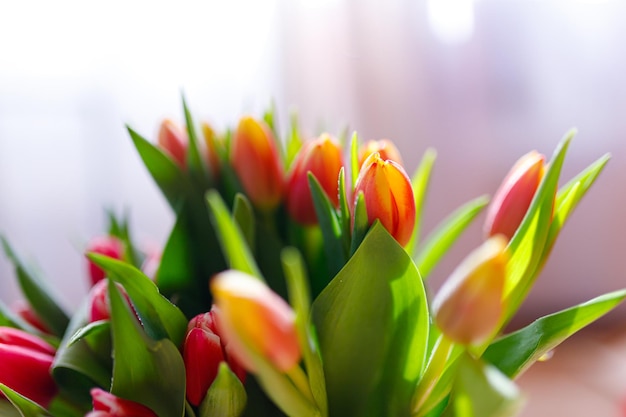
[484,151,546,240]
[183,308,246,406]
[86,236,124,287]
[202,121,221,179]
[231,116,284,210]
[432,235,509,346]
[286,134,344,224]
[157,118,188,168]
[88,279,136,323]
[358,139,403,168]
[210,270,300,373]
[11,300,50,333]
[0,327,57,407]
[87,388,157,417]
[353,152,416,246]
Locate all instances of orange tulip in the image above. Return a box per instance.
[353,152,416,246]
[358,139,403,168]
[432,235,509,346]
[210,270,300,373]
[231,117,284,210]
[157,119,188,168]
[286,134,344,225]
[484,151,546,240]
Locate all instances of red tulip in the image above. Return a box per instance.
[358,139,403,168]
[353,152,416,246]
[11,300,50,333]
[87,388,157,417]
[183,308,246,406]
[210,270,300,373]
[0,327,57,407]
[88,280,136,323]
[157,119,188,168]
[286,134,344,224]
[231,116,284,210]
[432,235,509,345]
[484,151,546,240]
[85,236,124,287]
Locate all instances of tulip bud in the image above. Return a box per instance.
[484,151,546,240]
[432,236,509,346]
[286,134,344,224]
[88,279,136,323]
[353,152,416,246]
[87,388,157,417]
[85,236,124,287]
[183,309,246,406]
[158,118,188,168]
[210,270,300,373]
[0,327,57,407]
[231,116,284,210]
[358,139,403,168]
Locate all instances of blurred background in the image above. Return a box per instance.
[1,0,626,415]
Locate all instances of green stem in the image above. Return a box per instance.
[412,334,455,414]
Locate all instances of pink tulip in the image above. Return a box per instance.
[11,300,50,334]
[87,388,157,417]
[353,152,416,246]
[85,236,124,287]
[231,116,284,210]
[286,134,344,225]
[158,119,188,168]
[484,151,546,240]
[0,327,57,407]
[88,280,136,323]
[183,308,246,406]
[210,270,300,373]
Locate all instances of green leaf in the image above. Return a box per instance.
[0,384,51,417]
[504,131,574,319]
[66,320,111,362]
[414,196,489,280]
[206,190,263,279]
[337,168,352,256]
[349,132,359,187]
[109,281,186,417]
[312,223,429,417]
[183,95,212,187]
[349,192,369,255]
[198,363,247,417]
[407,148,437,256]
[88,254,188,348]
[308,173,346,278]
[0,237,69,338]
[442,354,522,417]
[0,400,22,417]
[106,209,142,268]
[232,193,256,251]
[484,289,626,379]
[156,208,195,296]
[285,112,303,170]
[282,248,327,416]
[127,126,188,209]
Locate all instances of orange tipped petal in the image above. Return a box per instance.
[158,119,188,168]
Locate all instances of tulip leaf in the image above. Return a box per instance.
[285,112,303,170]
[109,281,186,417]
[483,289,626,379]
[349,192,369,255]
[87,254,188,348]
[308,173,346,278]
[0,400,22,417]
[183,96,213,186]
[504,131,574,319]
[0,237,69,338]
[156,206,196,295]
[407,148,437,256]
[0,299,52,342]
[206,190,263,280]
[337,168,352,255]
[312,223,430,417]
[127,126,189,209]
[232,193,256,251]
[106,209,142,268]
[66,320,111,359]
[282,248,328,416]
[0,384,51,417]
[414,195,489,280]
[199,363,247,417]
[350,132,359,187]
[441,354,522,417]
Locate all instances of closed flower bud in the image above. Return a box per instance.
[432,236,509,346]
[484,151,546,240]
[353,152,416,246]
[358,139,403,168]
[286,134,344,224]
[210,270,300,373]
[158,119,188,168]
[87,388,157,417]
[0,327,57,407]
[85,236,124,287]
[183,309,246,406]
[88,279,135,323]
[231,116,284,210]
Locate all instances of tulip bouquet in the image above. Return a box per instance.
[1,98,624,417]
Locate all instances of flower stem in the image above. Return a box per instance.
[412,334,455,414]
[287,364,315,404]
